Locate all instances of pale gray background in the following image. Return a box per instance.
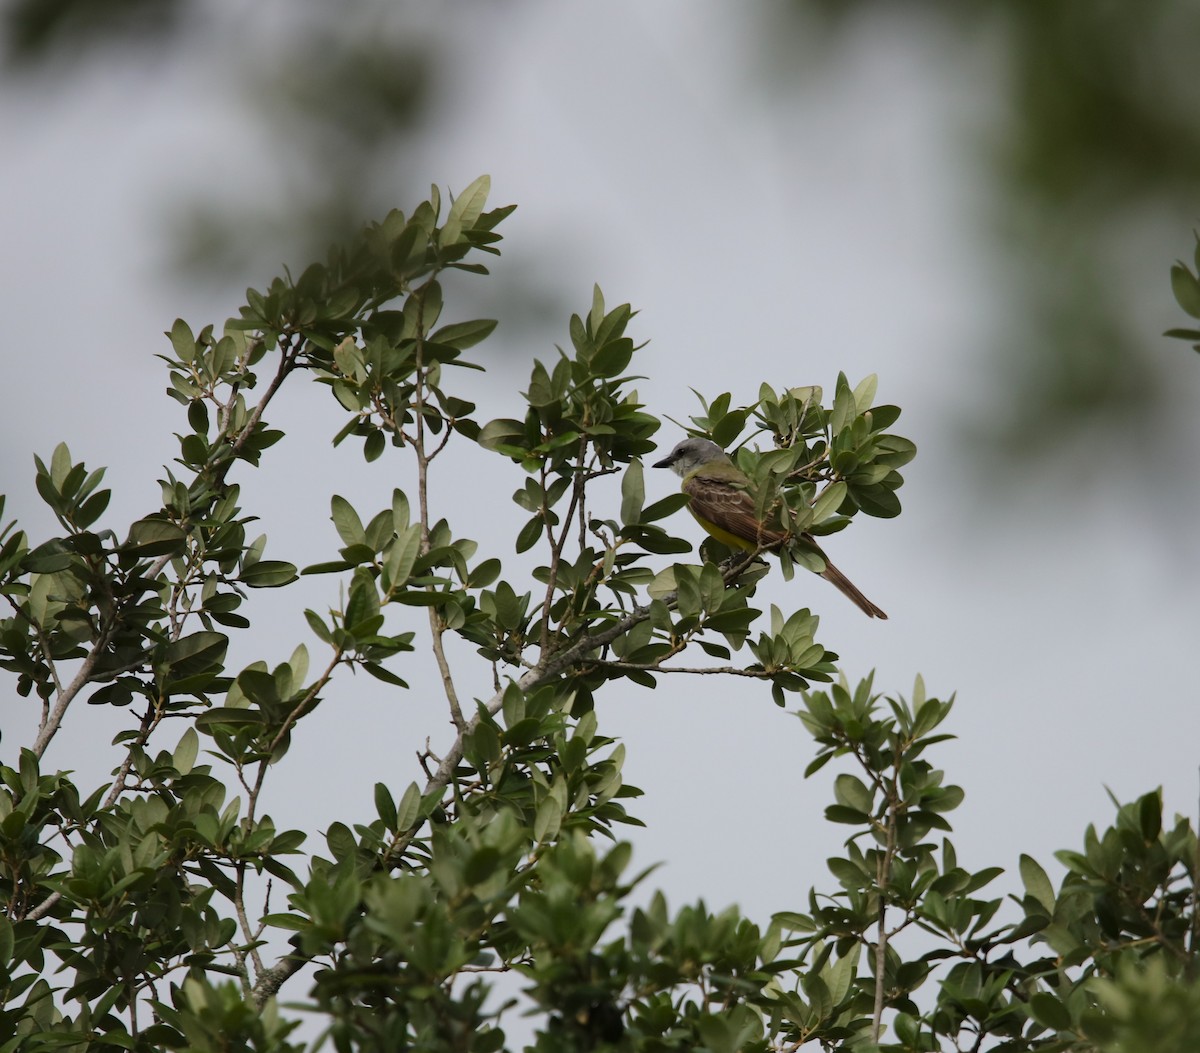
[2,0,1199,1033]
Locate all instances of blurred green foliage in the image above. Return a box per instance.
[784,0,1200,465]
[4,0,1198,471]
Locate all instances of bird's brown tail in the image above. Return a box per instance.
[821,559,888,619]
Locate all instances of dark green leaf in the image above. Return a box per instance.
[1170,262,1200,318]
[362,662,408,688]
[430,318,497,350]
[331,495,365,547]
[515,514,542,554]
[242,560,298,588]
[196,707,266,729]
[161,631,228,679]
[711,411,747,448]
[374,783,397,829]
[621,460,644,525]
[363,430,386,462]
[125,518,187,556]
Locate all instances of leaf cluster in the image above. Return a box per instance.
[1,178,1192,1053]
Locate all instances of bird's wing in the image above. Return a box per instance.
[684,470,888,618]
[682,474,787,548]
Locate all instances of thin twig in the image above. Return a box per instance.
[870,752,901,1043]
[248,646,346,823]
[409,284,466,731]
[31,633,113,759]
[144,335,303,583]
[537,438,587,655]
[234,865,266,982]
[588,660,775,678]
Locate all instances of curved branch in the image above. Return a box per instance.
[31,626,116,759]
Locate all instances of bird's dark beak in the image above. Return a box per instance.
[652,453,674,469]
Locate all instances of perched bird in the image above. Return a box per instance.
[653,437,887,619]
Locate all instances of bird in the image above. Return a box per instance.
[652,436,887,619]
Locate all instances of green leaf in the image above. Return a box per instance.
[1137,790,1162,839]
[125,517,187,556]
[174,728,199,775]
[477,417,527,454]
[263,912,309,932]
[363,430,385,462]
[362,662,408,688]
[854,486,902,519]
[168,318,196,361]
[772,911,814,932]
[50,441,72,488]
[384,526,422,591]
[833,773,873,814]
[591,338,634,378]
[396,782,421,831]
[303,560,355,576]
[345,572,381,632]
[710,410,747,448]
[431,318,498,350]
[304,609,333,643]
[851,374,878,415]
[74,489,111,528]
[242,560,298,588]
[468,558,501,589]
[161,631,228,680]
[515,514,542,554]
[824,946,859,1006]
[1019,854,1055,913]
[621,460,645,526]
[464,846,502,886]
[1030,991,1073,1030]
[196,707,266,729]
[830,373,855,435]
[534,793,563,844]
[374,783,396,829]
[825,804,870,825]
[640,492,691,523]
[589,284,606,334]
[22,539,74,572]
[1164,328,1200,350]
[445,174,491,235]
[1170,262,1200,319]
[811,481,847,523]
[392,490,411,531]
[331,495,365,547]
[187,398,209,436]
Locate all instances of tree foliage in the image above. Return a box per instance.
[1,178,1198,1052]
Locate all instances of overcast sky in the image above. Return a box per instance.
[3,0,1200,1029]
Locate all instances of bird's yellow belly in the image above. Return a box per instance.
[689,511,764,553]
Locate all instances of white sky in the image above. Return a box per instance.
[2,0,1199,1033]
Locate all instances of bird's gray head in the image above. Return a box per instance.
[652,437,731,478]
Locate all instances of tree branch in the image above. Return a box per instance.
[31,628,114,759]
[410,284,466,732]
[537,438,587,655]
